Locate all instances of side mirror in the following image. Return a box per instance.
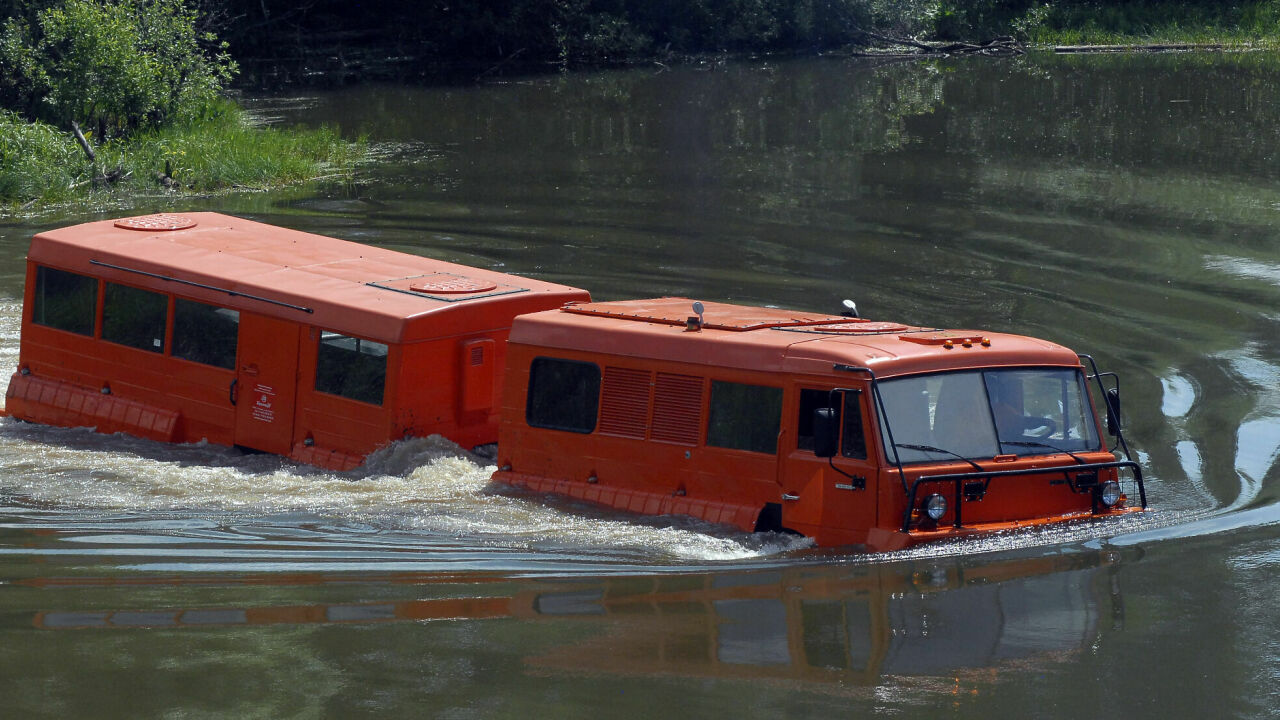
[813,407,839,458]
[1105,388,1122,436]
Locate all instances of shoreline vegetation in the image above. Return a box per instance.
[0,0,361,212]
[5,0,1280,211]
[217,0,1280,85]
[1,100,361,210]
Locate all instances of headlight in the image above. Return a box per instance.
[1099,481,1122,507]
[925,493,947,521]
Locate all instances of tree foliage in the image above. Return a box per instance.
[205,0,941,66]
[0,0,235,137]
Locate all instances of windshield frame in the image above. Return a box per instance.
[875,366,1103,466]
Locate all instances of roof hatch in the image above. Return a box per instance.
[776,320,911,335]
[369,272,526,302]
[114,214,197,231]
[898,330,992,347]
[561,297,848,331]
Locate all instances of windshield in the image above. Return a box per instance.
[877,368,1102,464]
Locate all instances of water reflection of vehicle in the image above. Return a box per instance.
[29,551,1121,685]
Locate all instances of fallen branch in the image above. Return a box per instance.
[855,31,1025,57]
[68,166,131,191]
[69,121,96,163]
[475,47,527,82]
[859,30,935,52]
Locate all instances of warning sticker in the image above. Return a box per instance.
[251,384,276,423]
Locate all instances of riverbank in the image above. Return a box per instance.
[1006,1,1280,48]
[5,0,1273,213]
[212,0,1280,88]
[0,99,362,213]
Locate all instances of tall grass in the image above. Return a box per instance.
[1011,0,1280,46]
[0,110,83,204]
[0,98,362,210]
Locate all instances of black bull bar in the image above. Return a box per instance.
[902,460,1146,533]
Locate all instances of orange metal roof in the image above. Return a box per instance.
[29,212,589,343]
[513,297,1081,379]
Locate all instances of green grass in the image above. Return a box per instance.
[0,98,363,210]
[1012,0,1280,47]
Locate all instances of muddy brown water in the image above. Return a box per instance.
[1,52,1278,717]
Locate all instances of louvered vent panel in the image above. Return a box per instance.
[598,367,651,438]
[650,373,703,445]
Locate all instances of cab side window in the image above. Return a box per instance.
[841,390,867,460]
[796,388,867,459]
[797,388,841,451]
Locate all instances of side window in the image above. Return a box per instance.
[32,266,97,336]
[315,331,388,405]
[526,357,600,433]
[172,299,239,370]
[795,388,866,459]
[797,388,841,452]
[102,282,167,352]
[841,390,867,460]
[707,380,783,454]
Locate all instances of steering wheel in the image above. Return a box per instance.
[1023,416,1058,437]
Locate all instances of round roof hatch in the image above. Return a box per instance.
[114,214,197,231]
[409,277,498,294]
[815,321,909,333]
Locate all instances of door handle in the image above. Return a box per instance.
[229,379,238,406]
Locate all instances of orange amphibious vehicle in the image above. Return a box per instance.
[7,213,1146,550]
[492,298,1146,551]
[4,213,589,469]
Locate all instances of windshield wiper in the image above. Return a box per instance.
[1001,440,1086,464]
[894,443,983,472]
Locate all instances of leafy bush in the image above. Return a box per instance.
[0,0,235,137]
[198,0,942,66]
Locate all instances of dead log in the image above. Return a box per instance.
[69,121,96,164]
[855,31,1025,57]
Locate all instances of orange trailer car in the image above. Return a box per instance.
[4,212,589,469]
[492,298,1146,550]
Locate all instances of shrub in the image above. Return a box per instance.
[0,0,236,138]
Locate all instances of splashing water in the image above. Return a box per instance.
[0,421,812,565]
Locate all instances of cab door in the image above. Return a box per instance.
[781,387,879,544]
[233,312,300,455]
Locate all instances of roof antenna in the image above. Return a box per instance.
[841,299,858,318]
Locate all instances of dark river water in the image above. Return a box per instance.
[2,51,1279,717]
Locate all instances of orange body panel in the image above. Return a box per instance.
[493,297,1146,550]
[5,213,590,468]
